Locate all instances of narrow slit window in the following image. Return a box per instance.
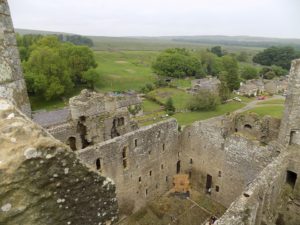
[134,139,138,147]
[96,158,101,171]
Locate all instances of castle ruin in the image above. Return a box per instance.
[1,0,300,224]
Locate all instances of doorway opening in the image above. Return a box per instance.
[206,174,212,194]
[286,170,297,189]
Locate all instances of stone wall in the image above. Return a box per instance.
[178,116,279,207]
[278,59,300,147]
[44,90,141,149]
[215,146,300,225]
[0,98,118,225]
[77,119,179,214]
[0,0,31,117]
[233,113,281,144]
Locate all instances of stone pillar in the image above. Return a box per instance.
[278,59,300,146]
[0,0,31,117]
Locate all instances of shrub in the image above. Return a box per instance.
[165,97,176,115]
[187,91,219,111]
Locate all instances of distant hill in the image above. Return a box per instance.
[171,35,300,49]
[15,28,300,51]
[16,28,72,36]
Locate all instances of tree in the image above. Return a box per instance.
[23,45,73,100]
[221,55,240,91]
[270,65,288,76]
[259,65,288,79]
[187,90,219,111]
[152,48,204,78]
[61,44,97,84]
[57,34,94,47]
[199,51,223,76]
[237,51,248,62]
[241,65,258,80]
[21,35,98,100]
[218,72,231,103]
[210,46,223,57]
[165,97,175,115]
[253,46,300,70]
[264,71,276,80]
[82,69,100,90]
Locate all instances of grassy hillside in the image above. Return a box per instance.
[18,28,300,51]
[89,36,264,53]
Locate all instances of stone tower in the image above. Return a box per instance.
[0,0,31,117]
[278,59,300,146]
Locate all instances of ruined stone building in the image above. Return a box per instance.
[189,77,221,95]
[1,0,300,224]
[33,89,141,150]
[237,77,288,97]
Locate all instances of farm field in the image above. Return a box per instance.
[147,88,192,110]
[94,50,159,92]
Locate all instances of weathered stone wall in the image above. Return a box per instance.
[0,0,31,117]
[233,113,281,144]
[279,59,300,147]
[77,119,179,214]
[216,60,300,225]
[179,116,279,207]
[215,146,300,225]
[43,90,141,149]
[0,98,118,225]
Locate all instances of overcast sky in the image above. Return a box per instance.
[7,0,300,38]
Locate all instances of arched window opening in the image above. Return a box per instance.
[244,124,252,129]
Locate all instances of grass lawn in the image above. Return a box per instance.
[94,51,159,92]
[147,87,192,110]
[246,105,284,119]
[257,98,285,105]
[142,99,162,113]
[173,102,245,126]
[171,78,192,89]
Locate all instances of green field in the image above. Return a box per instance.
[173,102,245,125]
[246,105,284,118]
[94,51,159,92]
[142,99,163,113]
[147,88,192,110]
[257,99,285,105]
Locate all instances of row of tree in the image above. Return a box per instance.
[152,48,240,91]
[18,35,100,100]
[152,45,298,92]
[253,46,300,70]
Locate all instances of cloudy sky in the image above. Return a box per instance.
[7,0,300,38]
